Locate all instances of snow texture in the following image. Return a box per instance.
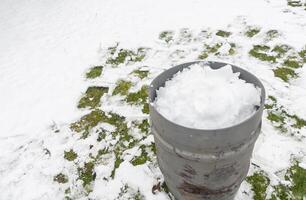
[154,64,261,129]
[0,0,306,199]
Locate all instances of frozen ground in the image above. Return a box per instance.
[0,0,306,199]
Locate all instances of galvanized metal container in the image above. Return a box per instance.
[149,61,265,200]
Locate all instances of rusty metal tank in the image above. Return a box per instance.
[149,61,265,200]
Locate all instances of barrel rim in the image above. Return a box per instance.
[149,60,266,132]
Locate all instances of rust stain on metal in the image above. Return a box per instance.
[179,164,196,179]
[178,180,236,198]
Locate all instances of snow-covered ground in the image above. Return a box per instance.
[0,0,306,199]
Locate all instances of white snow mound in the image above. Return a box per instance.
[154,63,261,129]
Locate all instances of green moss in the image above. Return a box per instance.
[288,0,303,7]
[283,58,302,69]
[132,69,149,79]
[64,149,78,161]
[70,110,107,137]
[273,67,297,82]
[54,173,68,184]
[216,30,231,37]
[249,45,277,63]
[126,86,148,105]
[159,31,174,43]
[246,171,270,200]
[86,66,103,79]
[245,27,261,37]
[266,30,280,39]
[78,161,96,187]
[78,86,109,109]
[131,145,149,166]
[112,80,133,96]
[137,119,150,134]
[285,162,306,199]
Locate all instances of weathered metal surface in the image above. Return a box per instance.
[149,61,265,200]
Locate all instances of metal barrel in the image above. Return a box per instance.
[149,61,265,200]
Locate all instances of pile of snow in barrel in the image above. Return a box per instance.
[154,64,261,129]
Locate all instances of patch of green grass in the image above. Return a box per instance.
[216,30,231,37]
[198,43,222,59]
[229,43,236,55]
[149,142,156,155]
[289,115,306,129]
[111,148,123,178]
[266,30,280,39]
[248,163,306,200]
[283,58,302,69]
[265,96,277,109]
[142,103,149,114]
[64,149,78,161]
[133,190,144,200]
[90,147,109,161]
[198,51,208,59]
[131,145,149,166]
[246,171,270,200]
[132,69,149,79]
[272,45,292,58]
[207,43,222,53]
[126,86,148,105]
[54,173,68,184]
[137,119,150,135]
[245,27,261,37]
[249,45,277,63]
[273,67,297,82]
[270,184,292,200]
[159,31,174,43]
[70,110,110,138]
[78,86,109,109]
[112,80,133,96]
[267,112,285,123]
[288,0,303,7]
[106,47,147,66]
[86,66,103,79]
[265,96,306,134]
[298,47,306,62]
[285,162,306,199]
[78,161,96,187]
